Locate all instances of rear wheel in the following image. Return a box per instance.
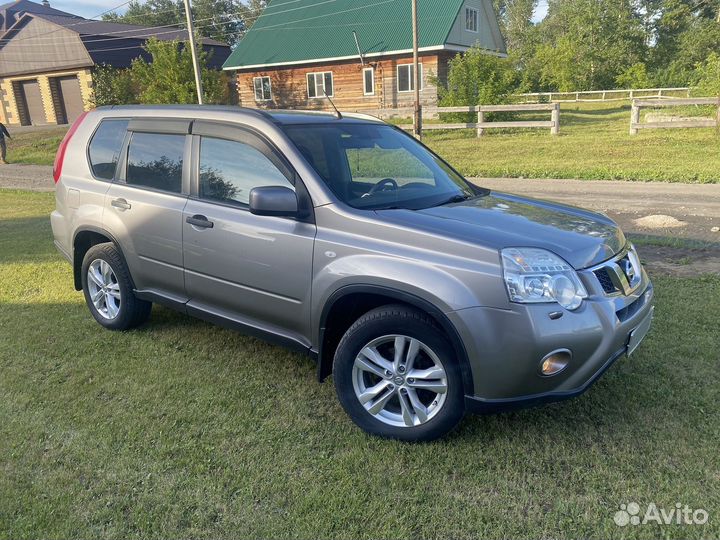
[81,243,151,330]
[333,305,465,441]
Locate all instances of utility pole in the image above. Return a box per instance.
[412,0,421,138]
[183,0,204,104]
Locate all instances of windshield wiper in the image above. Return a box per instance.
[436,193,472,206]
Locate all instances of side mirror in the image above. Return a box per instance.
[249,186,298,217]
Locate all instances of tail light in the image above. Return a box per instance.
[53,111,89,183]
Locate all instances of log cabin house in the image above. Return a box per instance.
[223,0,506,112]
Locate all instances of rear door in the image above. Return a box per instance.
[103,119,190,304]
[182,121,316,345]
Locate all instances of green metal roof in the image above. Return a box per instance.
[224,0,493,69]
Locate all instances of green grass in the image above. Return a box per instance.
[1,189,719,539]
[422,101,720,183]
[5,127,68,166]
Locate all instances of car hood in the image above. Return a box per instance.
[377,192,626,269]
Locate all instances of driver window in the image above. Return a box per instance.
[344,146,435,189]
[198,136,294,206]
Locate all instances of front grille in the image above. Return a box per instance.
[594,267,618,294]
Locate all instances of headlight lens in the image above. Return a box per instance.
[501,248,588,310]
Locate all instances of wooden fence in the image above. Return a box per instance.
[516,87,691,103]
[629,98,720,135]
[370,103,560,137]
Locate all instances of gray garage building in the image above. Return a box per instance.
[0,0,230,126]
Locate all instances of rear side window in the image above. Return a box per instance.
[126,132,185,193]
[88,119,129,180]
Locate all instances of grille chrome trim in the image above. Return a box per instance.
[588,245,643,296]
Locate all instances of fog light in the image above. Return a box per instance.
[539,350,571,376]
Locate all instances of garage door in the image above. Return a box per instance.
[55,76,84,124]
[16,79,46,126]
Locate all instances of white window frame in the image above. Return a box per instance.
[253,76,272,101]
[465,7,478,33]
[397,63,423,93]
[306,71,334,99]
[362,66,375,96]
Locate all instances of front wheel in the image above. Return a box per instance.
[333,305,465,441]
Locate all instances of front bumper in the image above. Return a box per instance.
[449,267,654,413]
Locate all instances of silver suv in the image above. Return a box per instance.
[51,105,654,440]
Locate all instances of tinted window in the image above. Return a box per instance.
[199,136,293,206]
[88,119,128,180]
[126,133,185,193]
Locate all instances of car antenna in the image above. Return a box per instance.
[323,89,343,119]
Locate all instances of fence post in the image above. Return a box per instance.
[629,90,634,100]
[658,88,663,98]
[630,100,640,135]
[602,91,606,101]
[477,108,484,138]
[716,97,720,129]
[551,103,559,135]
[548,92,553,102]
[575,92,579,101]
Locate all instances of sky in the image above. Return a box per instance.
[533,1,549,23]
[50,0,551,24]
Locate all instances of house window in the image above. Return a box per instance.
[307,72,334,98]
[363,67,375,96]
[465,7,478,32]
[397,64,423,93]
[253,76,272,101]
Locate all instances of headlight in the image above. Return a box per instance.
[501,247,588,310]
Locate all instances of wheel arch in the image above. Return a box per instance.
[317,284,474,394]
[72,226,133,291]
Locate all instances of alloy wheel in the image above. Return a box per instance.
[86,259,121,320]
[351,334,448,427]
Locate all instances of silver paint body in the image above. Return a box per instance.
[51,105,654,403]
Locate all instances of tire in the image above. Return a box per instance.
[81,242,151,331]
[333,304,465,441]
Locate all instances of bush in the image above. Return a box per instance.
[615,63,652,89]
[437,46,518,122]
[91,65,136,107]
[131,37,230,104]
[693,53,720,97]
[90,37,231,106]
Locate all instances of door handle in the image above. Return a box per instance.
[186,215,214,229]
[111,198,131,211]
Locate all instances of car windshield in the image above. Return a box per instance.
[282,122,478,210]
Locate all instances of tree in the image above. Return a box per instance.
[130,37,230,104]
[103,0,267,47]
[524,0,648,91]
[492,0,537,53]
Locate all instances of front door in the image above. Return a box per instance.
[182,123,316,345]
[103,125,190,303]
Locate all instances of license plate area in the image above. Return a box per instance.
[627,306,654,356]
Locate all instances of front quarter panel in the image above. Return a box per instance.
[310,205,509,347]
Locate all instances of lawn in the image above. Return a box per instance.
[412,101,720,183]
[5,127,68,166]
[1,189,719,539]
